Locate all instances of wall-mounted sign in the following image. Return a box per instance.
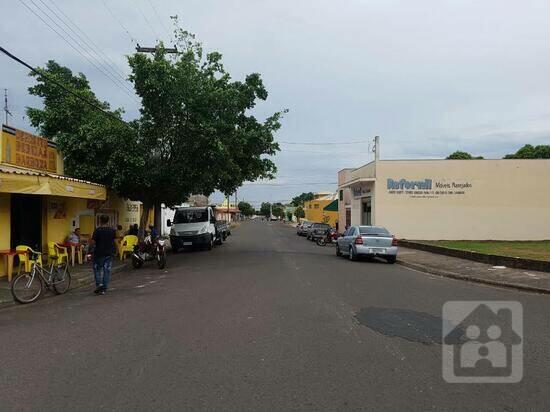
[387,178,473,199]
[352,185,371,198]
[1,125,58,173]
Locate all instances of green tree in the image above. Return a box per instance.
[504,144,550,159]
[446,151,483,160]
[27,24,284,233]
[272,203,285,219]
[295,206,305,221]
[238,201,254,217]
[286,211,293,221]
[260,202,271,218]
[26,60,145,199]
[291,192,314,206]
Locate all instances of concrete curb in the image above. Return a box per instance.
[397,259,550,295]
[0,262,131,310]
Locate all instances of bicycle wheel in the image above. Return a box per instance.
[52,264,71,294]
[11,273,43,304]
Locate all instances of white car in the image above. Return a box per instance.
[336,225,398,263]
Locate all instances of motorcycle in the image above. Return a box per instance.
[316,228,338,246]
[132,234,167,270]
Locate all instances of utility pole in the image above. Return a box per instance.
[3,89,12,125]
[135,43,178,54]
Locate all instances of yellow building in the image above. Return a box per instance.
[0,125,141,277]
[304,192,339,228]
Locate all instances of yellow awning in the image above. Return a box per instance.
[0,165,106,200]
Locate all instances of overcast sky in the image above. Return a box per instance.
[2,0,550,207]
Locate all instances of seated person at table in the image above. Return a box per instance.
[67,228,81,244]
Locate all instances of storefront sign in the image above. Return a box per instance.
[352,185,371,198]
[387,178,473,199]
[1,126,58,173]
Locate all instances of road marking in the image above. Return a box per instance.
[135,285,147,288]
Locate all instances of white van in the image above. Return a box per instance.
[168,206,227,252]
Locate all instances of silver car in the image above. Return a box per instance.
[336,225,398,263]
[297,221,313,236]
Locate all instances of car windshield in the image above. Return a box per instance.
[359,226,390,236]
[314,224,330,229]
[174,209,208,224]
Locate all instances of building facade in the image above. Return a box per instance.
[304,192,339,228]
[0,125,141,277]
[338,158,550,240]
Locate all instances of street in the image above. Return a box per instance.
[1,220,549,411]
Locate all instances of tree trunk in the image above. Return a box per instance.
[154,202,162,235]
[139,202,152,239]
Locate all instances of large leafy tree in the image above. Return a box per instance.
[127,29,283,228]
[446,151,483,160]
[260,202,271,218]
[504,144,550,159]
[26,60,145,198]
[237,201,254,217]
[27,25,284,232]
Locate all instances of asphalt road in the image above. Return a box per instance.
[1,220,549,411]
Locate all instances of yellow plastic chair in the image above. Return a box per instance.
[119,235,138,260]
[16,245,43,274]
[48,242,69,265]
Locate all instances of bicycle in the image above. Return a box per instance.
[11,248,72,304]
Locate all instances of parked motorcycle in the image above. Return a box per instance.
[316,228,338,246]
[132,234,167,269]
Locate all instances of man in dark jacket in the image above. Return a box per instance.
[90,215,116,295]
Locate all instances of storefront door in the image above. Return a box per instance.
[10,194,42,250]
[361,198,372,225]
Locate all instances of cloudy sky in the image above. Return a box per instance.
[2,0,550,207]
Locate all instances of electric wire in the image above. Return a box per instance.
[46,0,136,93]
[135,0,161,41]
[102,0,137,44]
[0,46,134,130]
[19,0,139,103]
[146,0,171,40]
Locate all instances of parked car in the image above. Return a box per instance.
[306,223,331,240]
[297,221,313,236]
[335,225,398,263]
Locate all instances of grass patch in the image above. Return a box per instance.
[421,241,550,262]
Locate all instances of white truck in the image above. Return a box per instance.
[167,206,229,252]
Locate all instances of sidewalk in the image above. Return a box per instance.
[398,247,550,294]
[0,259,129,308]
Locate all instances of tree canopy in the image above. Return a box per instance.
[27,25,284,231]
[237,201,254,217]
[291,192,315,206]
[260,202,271,218]
[446,151,483,160]
[295,206,305,221]
[504,144,550,159]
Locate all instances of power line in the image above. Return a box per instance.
[102,0,137,44]
[146,0,171,40]
[0,46,134,130]
[19,0,139,103]
[135,0,161,41]
[46,0,136,93]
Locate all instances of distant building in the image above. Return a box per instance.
[214,198,241,223]
[304,192,339,228]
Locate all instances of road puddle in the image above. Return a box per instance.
[355,307,464,345]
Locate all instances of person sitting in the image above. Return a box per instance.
[149,225,159,239]
[127,224,139,236]
[67,228,81,244]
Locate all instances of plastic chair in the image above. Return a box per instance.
[119,235,138,260]
[16,245,43,274]
[47,242,69,265]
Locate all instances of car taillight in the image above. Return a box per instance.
[392,236,398,246]
[354,236,363,245]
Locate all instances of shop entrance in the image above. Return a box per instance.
[10,194,42,250]
[361,198,372,225]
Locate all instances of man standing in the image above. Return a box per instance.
[90,215,116,295]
